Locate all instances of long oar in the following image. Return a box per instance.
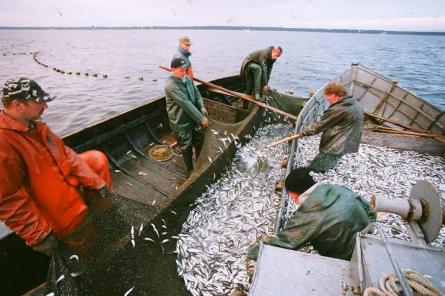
[159,65,297,121]
[372,125,445,143]
[365,112,429,134]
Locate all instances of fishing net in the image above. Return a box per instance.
[34,89,306,296]
[42,192,191,296]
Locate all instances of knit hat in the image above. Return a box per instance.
[2,78,55,102]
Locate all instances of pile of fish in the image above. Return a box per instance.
[293,135,445,247]
[176,126,445,296]
[176,124,291,296]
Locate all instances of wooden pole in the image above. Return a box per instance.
[365,112,429,134]
[159,65,297,121]
[268,133,303,147]
[372,125,445,143]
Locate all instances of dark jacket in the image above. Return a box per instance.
[174,48,194,78]
[249,184,375,261]
[165,75,205,132]
[240,47,275,85]
[174,47,192,68]
[301,96,364,155]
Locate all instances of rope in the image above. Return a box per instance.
[363,270,444,296]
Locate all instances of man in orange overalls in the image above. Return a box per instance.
[0,78,112,256]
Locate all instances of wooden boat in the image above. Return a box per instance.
[251,64,445,296]
[0,75,307,296]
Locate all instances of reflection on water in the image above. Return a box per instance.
[0,29,444,135]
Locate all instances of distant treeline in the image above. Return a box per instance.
[1,26,444,36]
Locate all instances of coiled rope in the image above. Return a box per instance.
[363,269,444,296]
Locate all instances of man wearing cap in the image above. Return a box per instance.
[0,78,112,256]
[174,36,194,79]
[240,46,282,108]
[165,57,209,175]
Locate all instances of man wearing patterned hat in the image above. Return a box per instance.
[0,78,112,256]
[174,36,194,79]
[165,57,209,175]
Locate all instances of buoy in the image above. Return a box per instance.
[124,76,130,79]
[92,73,98,77]
[152,79,157,82]
[67,72,72,75]
[103,74,108,78]
[76,72,80,75]
[85,73,89,76]
[139,77,144,81]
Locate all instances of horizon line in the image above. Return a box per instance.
[0,25,444,36]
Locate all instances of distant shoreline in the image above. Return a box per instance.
[0,25,444,36]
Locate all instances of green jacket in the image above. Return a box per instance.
[165,75,205,132]
[249,184,375,261]
[301,96,364,155]
[240,47,275,86]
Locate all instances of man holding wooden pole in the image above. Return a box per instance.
[164,57,209,176]
[240,46,282,108]
[289,82,363,172]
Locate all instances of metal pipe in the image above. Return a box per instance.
[371,196,423,221]
[376,224,413,296]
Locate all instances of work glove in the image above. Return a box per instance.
[32,232,58,256]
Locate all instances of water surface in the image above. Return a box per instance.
[0,29,444,134]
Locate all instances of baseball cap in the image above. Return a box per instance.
[2,78,55,103]
[179,36,192,45]
[171,57,187,68]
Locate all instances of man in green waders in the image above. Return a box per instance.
[165,57,209,176]
[248,167,375,261]
[240,46,282,108]
[297,82,364,172]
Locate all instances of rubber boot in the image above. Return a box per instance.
[181,146,194,174]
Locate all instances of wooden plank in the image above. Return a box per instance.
[361,131,445,156]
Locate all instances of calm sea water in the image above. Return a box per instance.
[0,29,444,135]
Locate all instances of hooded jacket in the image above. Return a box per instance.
[0,113,105,246]
[301,96,364,155]
[240,47,276,86]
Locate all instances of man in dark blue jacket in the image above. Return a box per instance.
[174,36,194,79]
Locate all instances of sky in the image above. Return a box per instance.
[0,0,444,31]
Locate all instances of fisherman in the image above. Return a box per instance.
[247,167,375,261]
[174,36,194,79]
[239,46,282,108]
[0,78,112,256]
[165,57,209,175]
[296,82,364,172]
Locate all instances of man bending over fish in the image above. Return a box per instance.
[248,167,375,261]
[296,82,364,172]
[240,46,282,108]
[0,78,112,256]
